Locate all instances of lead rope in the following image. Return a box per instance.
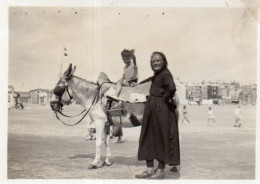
[55,92,99,126]
[55,81,110,126]
[56,86,86,118]
[57,109,86,118]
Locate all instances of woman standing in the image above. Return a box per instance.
[134,52,180,179]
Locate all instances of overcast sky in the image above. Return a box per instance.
[9,7,257,91]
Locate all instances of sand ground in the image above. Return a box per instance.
[8,104,256,179]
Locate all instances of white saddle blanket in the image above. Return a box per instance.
[98,72,150,103]
[104,88,147,103]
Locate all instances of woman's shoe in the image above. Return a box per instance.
[148,173,164,179]
[135,170,155,178]
[148,169,164,179]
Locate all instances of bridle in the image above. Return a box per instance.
[64,85,73,103]
[54,92,99,127]
[50,80,75,113]
[54,85,87,117]
[50,79,89,126]
[50,78,109,126]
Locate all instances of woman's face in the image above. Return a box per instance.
[151,54,164,71]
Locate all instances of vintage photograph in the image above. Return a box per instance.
[5,1,258,181]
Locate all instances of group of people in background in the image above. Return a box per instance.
[181,104,242,127]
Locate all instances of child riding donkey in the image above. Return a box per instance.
[106,49,138,143]
[108,49,138,99]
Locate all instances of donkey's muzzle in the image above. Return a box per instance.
[54,86,65,96]
[50,101,63,112]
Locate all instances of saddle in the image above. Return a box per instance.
[104,100,144,127]
[105,83,151,103]
[97,72,147,125]
[97,72,151,103]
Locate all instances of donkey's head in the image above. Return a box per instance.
[50,63,76,111]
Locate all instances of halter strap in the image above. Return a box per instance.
[55,90,100,126]
[54,81,111,126]
[65,85,73,101]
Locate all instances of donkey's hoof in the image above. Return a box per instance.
[102,161,112,166]
[88,164,98,169]
[89,161,104,169]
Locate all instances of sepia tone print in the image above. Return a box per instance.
[7,6,257,179]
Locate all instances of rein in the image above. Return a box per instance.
[55,92,99,126]
[57,109,86,118]
[54,81,109,126]
[57,86,86,118]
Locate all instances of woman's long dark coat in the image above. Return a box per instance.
[138,68,180,165]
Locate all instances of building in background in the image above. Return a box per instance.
[229,88,242,104]
[207,84,220,104]
[239,84,257,105]
[186,83,195,101]
[230,81,240,90]
[185,80,257,105]
[218,82,231,104]
[17,92,30,104]
[185,82,207,104]
[29,89,49,104]
[175,79,187,104]
[8,81,256,107]
[200,84,208,100]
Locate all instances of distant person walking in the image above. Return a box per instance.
[234,105,242,127]
[182,105,190,125]
[207,107,216,125]
[221,100,225,106]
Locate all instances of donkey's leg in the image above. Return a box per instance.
[89,106,107,169]
[103,128,112,166]
[92,118,105,165]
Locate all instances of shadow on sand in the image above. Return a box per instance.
[68,154,144,166]
[68,153,181,179]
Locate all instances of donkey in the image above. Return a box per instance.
[51,63,179,169]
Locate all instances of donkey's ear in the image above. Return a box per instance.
[63,63,72,77]
[68,66,76,78]
[71,66,76,75]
